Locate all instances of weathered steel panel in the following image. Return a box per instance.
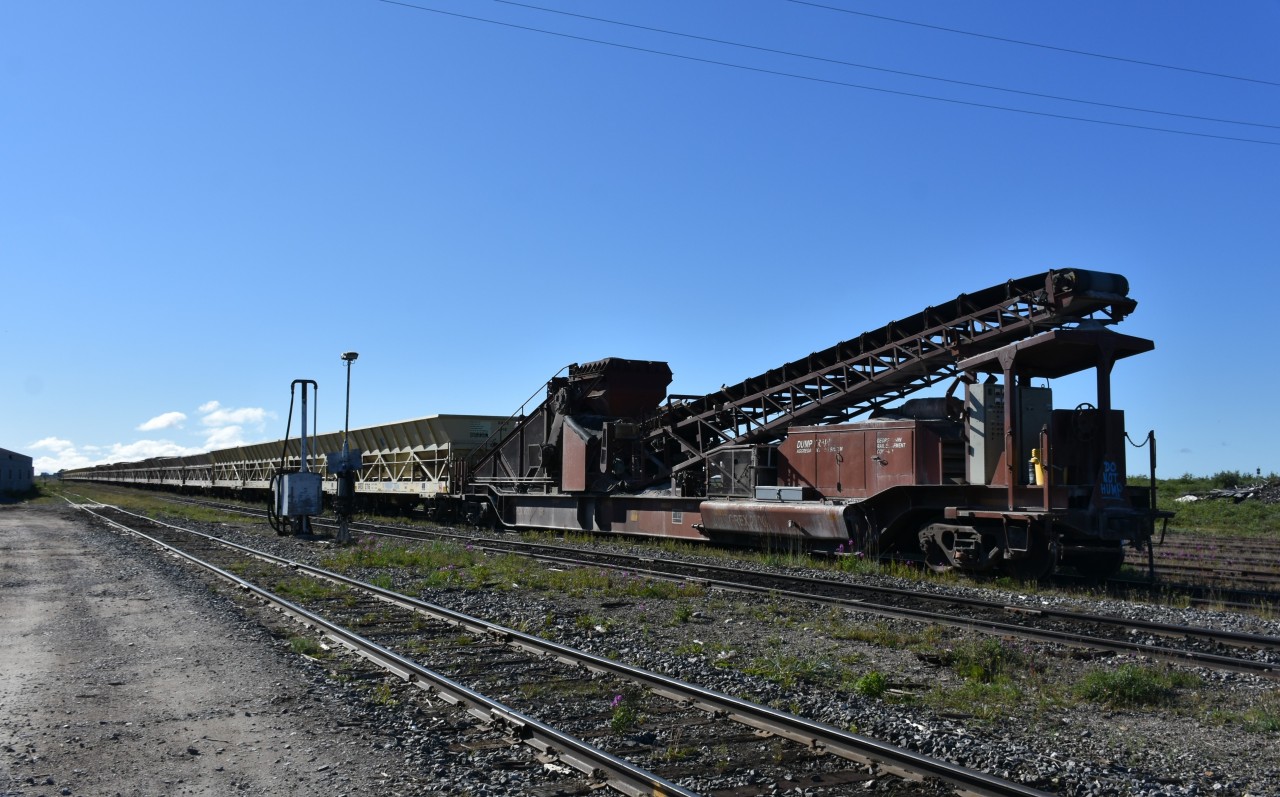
[698,500,851,540]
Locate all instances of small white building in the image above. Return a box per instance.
[1,448,34,493]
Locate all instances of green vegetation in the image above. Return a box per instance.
[853,670,888,698]
[574,612,611,632]
[1074,664,1201,708]
[288,636,326,657]
[822,615,922,648]
[1241,702,1280,733]
[738,643,867,692]
[1133,472,1280,537]
[742,651,828,688]
[916,636,1048,720]
[937,637,1030,683]
[608,691,645,734]
[45,482,264,525]
[325,538,706,602]
[657,744,698,763]
[370,681,399,707]
[273,576,350,602]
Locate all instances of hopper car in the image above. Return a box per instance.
[65,268,1169,578]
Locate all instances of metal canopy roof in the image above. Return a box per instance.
[214,414,510,464]
[956,327,1154,379]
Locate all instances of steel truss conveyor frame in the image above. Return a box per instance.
[648,269,1137,475]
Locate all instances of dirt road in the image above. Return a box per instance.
[0,503,434,797]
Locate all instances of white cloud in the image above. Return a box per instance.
[104,439,205,462]
[30,437,75,453]
[32,400,276,474]
[201,406,269,428]
[30,437,201,474]
[137,411,187,432]
[203,425,249,450]
[195,400,275,449]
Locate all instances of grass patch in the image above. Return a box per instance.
[853,670,888,698]
[49,482,262,525]
[658,744,698,763]
[288,636,326,657]
[1241,703,1280,733]
[824,614,923,648]
[741,651,836,689]
[1074,663,1201,708]
[370,681,399,707]
[916,636,1060,719]
[937,637,1029,683]
[574,613,612,632]
[273,576,350,602]
[927,678,1026,719]
[328,538,706,602]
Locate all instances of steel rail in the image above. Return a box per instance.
[68,500,699,797]
[81,500,1055,797]
[479,545,1280,679]
[336,521,1280,679]
[113,493,1280,673]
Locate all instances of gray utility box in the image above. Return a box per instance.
[276,471,323,517]
[967,384,1052,485]
[754,485,809,502]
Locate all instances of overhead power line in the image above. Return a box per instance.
[489,0,1279,131]
[787,0,1280,89]
[373,0,1280,146]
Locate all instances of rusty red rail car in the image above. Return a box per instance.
[460,269,1169,578]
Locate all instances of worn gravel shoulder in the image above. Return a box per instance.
[0,503,548,797]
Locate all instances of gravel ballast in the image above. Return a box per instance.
[5,499,1279,796]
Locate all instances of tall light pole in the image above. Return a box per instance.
[336,351,359,544]
[341,351,358,455]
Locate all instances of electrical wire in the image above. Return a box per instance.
[374,0,1280,147]
[787,0,1280,89]
[486,0,1280,131]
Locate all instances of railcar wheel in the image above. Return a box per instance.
[922,540,953,574]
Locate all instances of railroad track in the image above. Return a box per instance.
[68,497,1057,797]
[90,486,1280,603]
[359,524,1280,681]
[110,491,1280,681]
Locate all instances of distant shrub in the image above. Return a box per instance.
[1210,470,1248,489]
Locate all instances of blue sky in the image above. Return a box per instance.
[3,0,1277,479]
